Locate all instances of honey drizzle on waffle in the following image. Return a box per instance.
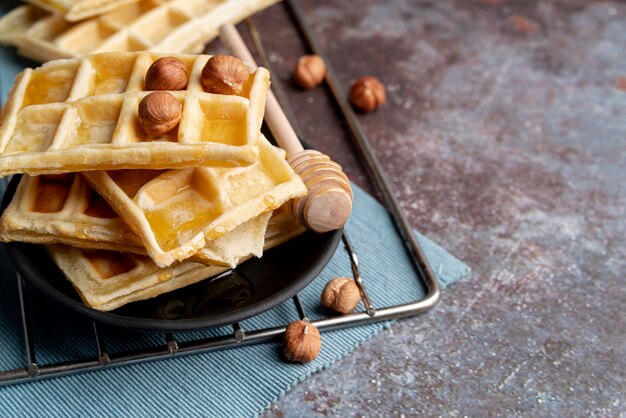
[81,136,307,268]
[45,203,306,311]
[0,173,275,267]
[0,52,271,176]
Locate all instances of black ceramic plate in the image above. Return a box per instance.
[2,175,342,332]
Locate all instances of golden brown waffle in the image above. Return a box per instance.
[47,245,225,312]
[0,173,273,267]
[0,0,281,63]
[26,0,142,22]
[83,135,307,268]
[46,206,306,311]
[0,173,143,252]
[189,212,270,267]
[262,204,307,250]
[0,51,270,176]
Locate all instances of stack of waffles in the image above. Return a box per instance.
[0,51,308,311]
[0,0,281,63]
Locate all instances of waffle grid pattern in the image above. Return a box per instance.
[47,243,223,311]
[82,136,307,268]
[0,173,144,251]
[0,51,271,176]
[26,0,143,21]
[0,173,277,267]
[0,0,280,62]
[45,204,304,311]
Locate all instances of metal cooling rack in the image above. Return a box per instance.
[0,0,439,386]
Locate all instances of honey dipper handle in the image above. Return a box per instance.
[220,24,304,157]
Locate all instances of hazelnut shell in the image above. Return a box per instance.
[145,57,189,91]
[293,54,326,90]
[349,76,386,112]
[283,320,321,364]
[201,55,249,96]
[321,277,361,314]
[138,91,182,136]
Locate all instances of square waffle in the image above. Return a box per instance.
[0,51,270,176]
[47,245,226,312]
[46,206,306,311]
[0,173,143,252]
[0,173,273,267]
[0,0,281,63]
[83,135,307,268]
[26,0,142,22]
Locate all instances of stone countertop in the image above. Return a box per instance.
[245,1,625,416]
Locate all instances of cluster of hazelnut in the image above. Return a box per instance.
[293,54,386,113]
[138,55,249,136]
[141,55,366,366]
[283,276,361,364]
[282,56,380,364]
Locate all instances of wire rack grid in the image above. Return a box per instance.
[0,0,439,386]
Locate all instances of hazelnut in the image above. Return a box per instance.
[145,57,189,91]
[321,277,361,314]
[201,55,249,95]
[293,54,326,89]
[138,91,182,136]
[283,319,321,364]
[349,76,386,112]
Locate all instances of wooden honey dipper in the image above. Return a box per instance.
[220,23,352,233]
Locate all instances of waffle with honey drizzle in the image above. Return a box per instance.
[0,173,143,252]
[0,0,280,63]
[82,135,307,268]
[0,51,270,177]
[0,173,273,267]
[26,0,142,22]
[45,205,306,311]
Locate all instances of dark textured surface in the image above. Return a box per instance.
[245,1,625,416]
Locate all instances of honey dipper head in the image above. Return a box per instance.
[288,150,353,233]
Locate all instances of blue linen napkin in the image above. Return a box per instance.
[0,15,470,416]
